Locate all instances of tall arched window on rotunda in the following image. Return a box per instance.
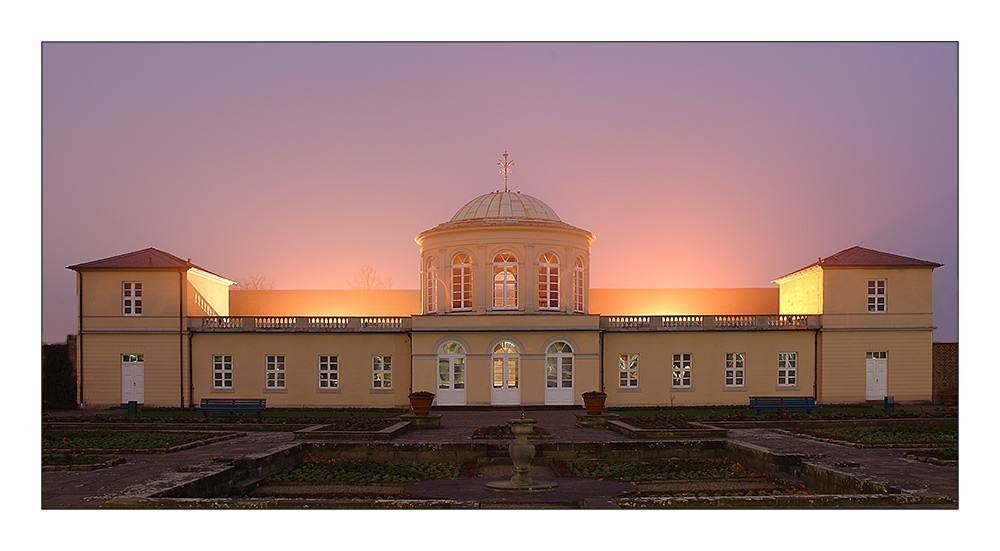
[451,253,472,311]
[426,257,438,313]
[573,256,585,314]
[492,251,518,309]
[538,252,560,310]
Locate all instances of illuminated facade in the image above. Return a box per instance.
[68,190,941,409]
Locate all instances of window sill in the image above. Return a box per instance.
[263,388,287,393]
[616,387,641,392]
[775,385,800,391]
[723,386,747,392]
[317,387,341,393]
[671,386,695,392]
[370,388,394,394]
[210,388,235,393]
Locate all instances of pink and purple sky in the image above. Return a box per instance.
[41,42,957,342]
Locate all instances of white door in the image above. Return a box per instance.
[437,354,467,405]
[544,341,574,405]
[491,340,520,405]
[121,354,145,404]
[865,351,887,400]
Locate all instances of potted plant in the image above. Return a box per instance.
[408,391,436,415]
[581,390,607,415]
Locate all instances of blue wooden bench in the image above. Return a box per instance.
[198,398,266,418]
[749,396,817,414]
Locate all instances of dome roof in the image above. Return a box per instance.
[450,191,561,222]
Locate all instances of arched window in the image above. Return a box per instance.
[538,252,560,310]
[451,253,472,311]
[573,257,585,314]
[492,340,519,389]
[426,257,438,314]
[545,341,573,389]
[437,341,465,391]
[492,251,518,309]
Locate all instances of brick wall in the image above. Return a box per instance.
[932,342,958,405]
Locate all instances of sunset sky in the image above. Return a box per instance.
[40,42,958,342]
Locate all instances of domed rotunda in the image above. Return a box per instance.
[415,190,595,315]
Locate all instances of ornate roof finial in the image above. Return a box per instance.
[497,149,515,192]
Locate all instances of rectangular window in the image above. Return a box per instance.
[318,355,338,389]
[265,355,285,389]
[213,355,233,388]
[778,352,797,387]
[725,352,745,387]
[123,282,142,316]
[618,354,639,388]
[573,266,584,313]
[672,353,692,388]
[372,355,392,388]
[868,279,886,312]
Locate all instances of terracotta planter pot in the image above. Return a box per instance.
[582,394,607,415]
[409,395,435,415]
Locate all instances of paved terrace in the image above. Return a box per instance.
[41,409,957,508]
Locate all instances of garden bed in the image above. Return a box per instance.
[611,404,957,423]
[779,424,957,448]
[561,458,765,483]
[608,417,727,439]
[293,420,410,440]
[42,430,242,453]
[267,454,461,486]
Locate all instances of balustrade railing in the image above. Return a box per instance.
[606,316,650,328]
[715,315,756,328]
[193,316,410,332]
[662,315,704,328]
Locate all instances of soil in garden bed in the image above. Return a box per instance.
[267,455,463,486]
[559,458,766,483]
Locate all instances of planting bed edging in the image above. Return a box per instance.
[773,428,956,449]
[293,421,411,440]
[44,431,245,454]
[42,455,126,471]
[608,419,727,439]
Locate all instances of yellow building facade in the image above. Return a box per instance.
[68,192,941,409]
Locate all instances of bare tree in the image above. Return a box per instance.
[232,274,276,290]
[348,265,392,290]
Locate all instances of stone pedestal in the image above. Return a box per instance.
[485,418,558,492]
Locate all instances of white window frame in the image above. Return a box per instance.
[725,352,745,387]
[619,353,639,388]
[672,353,692,388]
[538,252,560,310]
[868,279,886,313]
[452,253,472,311]
[545,341,574,389]
[426,258,438,314]
[437,342,466,390]
[492,251,518,309]
[123,282,142,316]
[318,355,339,389]
[573,257,585,313]
[372,355,392,389]
[778,352,797,387]
[213,355,233,389]
[265,355,285,389]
